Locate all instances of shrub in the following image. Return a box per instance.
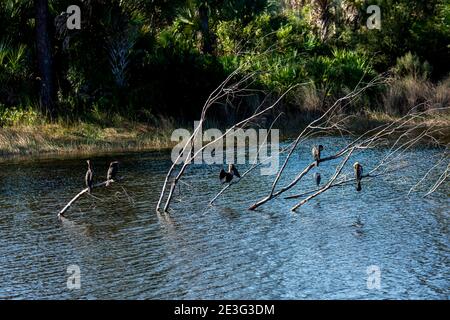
[0,106,41,127]
[382,77,431,115]
[428,76,450,110]
[307,49,375,96]
[392,52,432,80]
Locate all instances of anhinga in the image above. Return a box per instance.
[313,172,321,187]
[85,160,94,193]
[353,162,363,191]
[219,164,241,184]
[106,161,119,186]
[312,145,324,166]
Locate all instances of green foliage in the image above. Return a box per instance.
[215,10,373,102]
[308,49,375,92]
[216,11,319,56]
[0,38,32,106]
[0,105,41,127]
[354,0,449,78]
[0,0,448,123]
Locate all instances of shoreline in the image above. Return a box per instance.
[0,122,176,161]
[1,112,448,162]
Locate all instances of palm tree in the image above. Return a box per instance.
[175,0,269,54]
[310,0,335,41]
[174,0,214,54]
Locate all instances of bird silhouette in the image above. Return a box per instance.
[353,162,363,191]
[312,145,324,166]
[106,161,119,186]
[313,172,321,187]
[219,164,241,184]
[85,160,94,193]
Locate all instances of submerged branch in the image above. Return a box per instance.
[285,165,411,200]
[58,179,119,217]
[291,148,355,211]
[247,75,387,210]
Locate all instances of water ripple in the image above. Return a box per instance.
[0,143,448,299]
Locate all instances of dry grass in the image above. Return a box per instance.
[430,77,450,110]
[0,120,176,157]
[382,75,450,115]
[295,82,324,112]
[343,109,450,143]
[1,112,448,159]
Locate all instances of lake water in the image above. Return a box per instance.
[0,137,448,299]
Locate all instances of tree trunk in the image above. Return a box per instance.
[199,2,212,54]
[35,0,55,118]
[312,0,333,41]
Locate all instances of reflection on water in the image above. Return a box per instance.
[0,138,448,299]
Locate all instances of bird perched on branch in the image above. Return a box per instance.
[353,162,363,191]
[219,164,241,184]
[85,160,94,193]
[312,145,324,166]
[313,172,321,187]
[106,161,119,186]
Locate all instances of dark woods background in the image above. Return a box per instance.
[0,0,449,127]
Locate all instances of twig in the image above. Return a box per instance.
[159,80,306,212]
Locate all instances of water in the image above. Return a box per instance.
[0,137,448,299]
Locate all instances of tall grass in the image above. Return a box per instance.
[383,53,450,115]
[0,114,177,156]
[383,77,431,115]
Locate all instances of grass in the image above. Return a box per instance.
[0,120,177,158]
[344,109,450,144]
[1,92,449,159]
[2,111,449,159]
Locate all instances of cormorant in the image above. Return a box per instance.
[85,160,94,193]
[313,172,321,187]
[219,164,241,184]
[353,162,363,191]
[312,145,324,166]
[106,161,119,186]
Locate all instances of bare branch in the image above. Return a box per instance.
[209,112,284,205]
[290,148,355,211]
[58,178,120,217]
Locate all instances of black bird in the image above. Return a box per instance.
[219,164,241,184]
[313,172,321,187]
[312,145,324,166]
[353,162,363,191]
[106,161,119,186]
[85,160,94,193]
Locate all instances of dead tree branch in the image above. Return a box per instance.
[209,112,284,205]
[291,147,355,211]
[58,178,119,217]
[247,75,386,210]
[157,69,308,212]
